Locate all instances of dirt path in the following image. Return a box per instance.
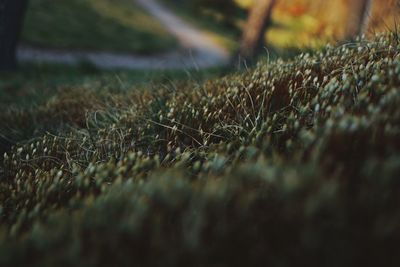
[17,0,230,70]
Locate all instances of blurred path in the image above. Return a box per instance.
[17,0,229,70]
[134,0,229,66]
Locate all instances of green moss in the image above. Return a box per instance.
[1,32,400,266]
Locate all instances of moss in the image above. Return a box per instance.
[0,32,400,266]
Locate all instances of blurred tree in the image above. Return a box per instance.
[0,0,29,71]
[237,0,277,62]
[343,0,372,39]
[367,0,399,33]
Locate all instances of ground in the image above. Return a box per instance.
[1,1,399,266]
[0,32,399,266]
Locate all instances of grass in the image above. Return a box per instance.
[1,32,400,266]
[21,0,177,54]
[0,62,227,108]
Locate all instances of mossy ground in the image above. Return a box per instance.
[1,33,400,266]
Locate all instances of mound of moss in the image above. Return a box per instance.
[1,32,400,266]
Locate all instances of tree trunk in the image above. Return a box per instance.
[0,0,29,71]
[237,0,277,62]
[343,0,372,39]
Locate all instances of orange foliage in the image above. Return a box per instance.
[287,5,306,16]
[277,2,306,17]
[276,0,399,39]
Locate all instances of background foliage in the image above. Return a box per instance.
[21,0,177,54]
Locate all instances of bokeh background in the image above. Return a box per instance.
[20,0,400,55]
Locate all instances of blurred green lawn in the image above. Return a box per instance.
[0,62,228,108]
[21,0,177,54]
